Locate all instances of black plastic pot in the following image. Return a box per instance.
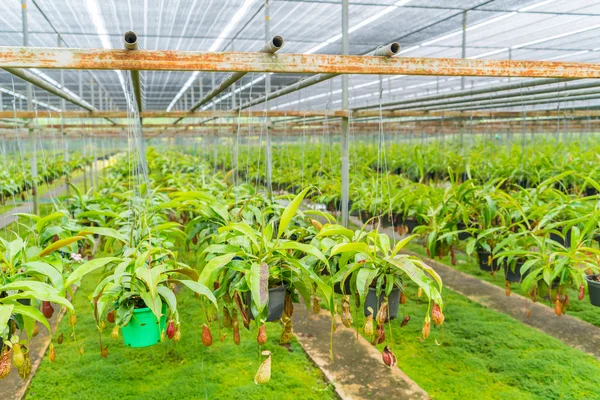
[456,222,472,241]
[363,287,400,321]
[477,249,496,272]
[334,278,352,295]
[549,227,572,247]
[403,218,419,233]
[379,214,395,228]
[246,285,287,322]
[585,275,600,307]
[503,260,526,283]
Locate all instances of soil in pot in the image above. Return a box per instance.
[246,285,287,322]
[504,260,527,283]
[121,305,167,348]
[585,275,600,307]
[363,287,401,322]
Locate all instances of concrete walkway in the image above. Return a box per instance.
[355,217,600,361]
[292,303,429,400]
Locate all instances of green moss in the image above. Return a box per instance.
[26,272,336,400]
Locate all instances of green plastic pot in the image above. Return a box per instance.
[121,307,167,348]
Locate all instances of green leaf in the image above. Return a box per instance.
[330,242,368,256]
[11,304,51,332]
[391,234,418,257]
[356,268,378,306]
[35,212,67,233]
[178,280,217,309]
[276,241,327,264]
[316,224,354,240]
[249,262,269,314]
[0,304,14,333]
[157,285,177,315]
[219,223,259,249]
[23,261,64,291]
[77,227,128,243]
[135,264,165,301]
[39,236,86,257]
[198,253,236,287]
[278,187,310,238]
[65,257,119,288]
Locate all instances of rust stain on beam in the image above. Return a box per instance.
[1,47,600,78]
[4,109,600,120]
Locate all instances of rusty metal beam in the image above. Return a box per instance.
[3,47,600,78]
[5,109,600,120]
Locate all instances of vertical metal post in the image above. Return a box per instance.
[461,10,467,90]
[23,0,38,214]
[211,73,217,172]
[265,0,273,196]
[341,0,349,227]
[230,42,237,110]
[59,35,69,194]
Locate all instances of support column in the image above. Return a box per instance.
[265,0,273,196]
[59,35,69,195]
[461,10,467,90]
[341,0,349,227]
[23,0,38,215]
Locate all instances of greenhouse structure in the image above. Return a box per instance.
[2,1,600,399]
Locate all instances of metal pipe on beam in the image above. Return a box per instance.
[174,35,285,124]
[390,81,600,112]
[440,91,600,112]
[235,42,401,111]
[6,47,600,79]
[2,68,95,111]
[353,78,570,111]
[124,31,143,113]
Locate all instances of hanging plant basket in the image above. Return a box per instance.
[403,218,419,234]
[363,287,401,322]
[334,279,352,295]
[121,307,167,348]
[503,260,527,282]
[477,249,497,272]
[246,285,287,322]
[0,347,12,380]
[585,275,600,307]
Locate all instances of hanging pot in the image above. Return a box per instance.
[477,249,495,272]
[121,306,167,348]
[456,222,472,241]
[0,348,12,380]
[549,227,572,248]
[245,285,287,322]
[403,218,419,234]
[363,287,401,322]
[585,275,600,307]
[503,260,527,283]
[334,278,352,295]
